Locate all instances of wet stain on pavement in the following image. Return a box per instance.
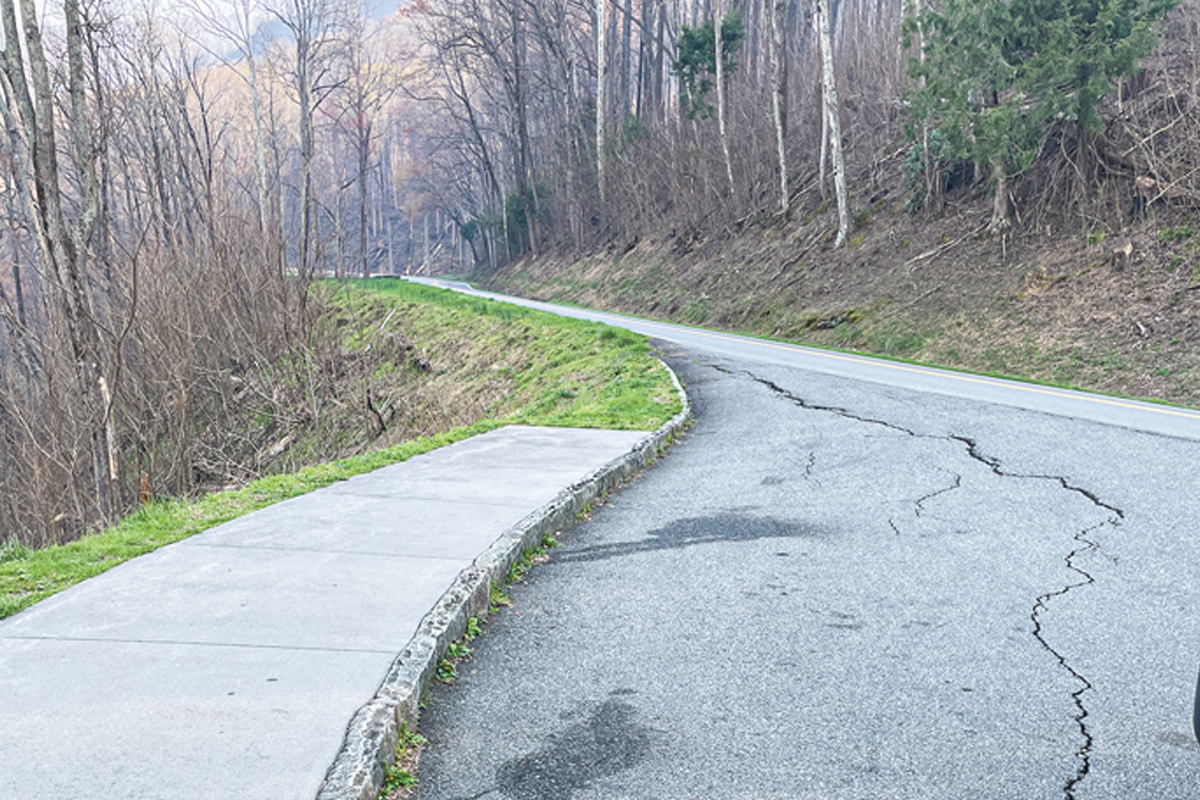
[495,698,654,800]
[556,513,823,564]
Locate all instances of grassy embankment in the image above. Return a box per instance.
[0,280,681,619]
[485,196,1200,410]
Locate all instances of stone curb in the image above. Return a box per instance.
[315,358,691,800]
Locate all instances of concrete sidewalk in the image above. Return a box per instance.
[0,423,684,799]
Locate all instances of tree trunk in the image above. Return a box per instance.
[769,0,788,217]
[359,118,371,278]
[247,50,271,237]
[4,0,113,519]
[0,69,41,330]
[988,157,1011,235]
[818,0,849,247]
[563,31,582,249]
[914,0,940,212]
[620,0,633,118]
[596,0,607,209]
[67,0,118,518]
[297,35,315,284]
[714,0,735,198]
[82,7,113,290]
[386,213,395,274]
[819,76,828,196]
[652,0,665,121]
[512,4,539,257]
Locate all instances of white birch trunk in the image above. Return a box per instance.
[769,0,788,216]
[423,212,430,274]
[818,0,849,247]
[242,4,271,240]
[989,157,1011,235]
[596,0,607,208]
[914,0,938,211]
[714,0,735,197]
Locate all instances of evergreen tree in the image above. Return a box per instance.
[905,0,1178,228]
[671,10,745,120]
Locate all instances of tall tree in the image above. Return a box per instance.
[596,0,607,208]
[768,0,787,216]
[906,0,1178,231]
[714,0,734,196]
[268,0,344,283]
[1,0,117,516]
[817,0,848,246]
[187,0,275,241]
[334,2,400,277]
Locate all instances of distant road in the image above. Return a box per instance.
[405,274,1200,800]
[404,275,1200,442]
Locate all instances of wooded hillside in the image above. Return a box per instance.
[0,0,1195,547]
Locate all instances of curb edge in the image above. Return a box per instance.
[315,357,691,800]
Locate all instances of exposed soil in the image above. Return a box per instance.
[484,144,1200,409]
[476,4,1200,408]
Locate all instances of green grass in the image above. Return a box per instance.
[0,281,681,620]
[380,723,427,796]
[1159,223,1196,245]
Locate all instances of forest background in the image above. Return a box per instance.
[2,0,1198,550]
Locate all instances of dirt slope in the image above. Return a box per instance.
[484,153,1200,408]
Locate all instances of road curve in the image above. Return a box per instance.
[403,275,1200,443]
[403,276,1200,800]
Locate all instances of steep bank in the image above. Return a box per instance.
[485,154,1200,409]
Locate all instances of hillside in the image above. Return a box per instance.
[481,11,1200,409]
[486,180,1199,407]
[1,280,680,612]
[0,280,679,552]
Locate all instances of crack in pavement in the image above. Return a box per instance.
[716,362,1125,799]
[915,473,963,517]
[1031,520,1107,800]
[941,438,1125,800]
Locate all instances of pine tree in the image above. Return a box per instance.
[905,0,1178,231]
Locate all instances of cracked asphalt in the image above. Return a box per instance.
[413,342,1200,800]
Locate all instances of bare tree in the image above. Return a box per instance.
[817,0,848,246]
[267,0,345,283]
[331,2,401,277]
[185,0,276,241]
[596,0,607,208]
[714,0,734,196]
[768,0,787,216]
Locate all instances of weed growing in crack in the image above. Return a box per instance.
[507,543,552,583]
[489,585,513,612]
[507,558,528,583]
[379,723,427,798]
[435,658,457,683]
[437,623,483,687]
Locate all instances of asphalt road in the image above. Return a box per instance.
[405,279,1200,799]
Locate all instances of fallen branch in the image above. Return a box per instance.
[904,222,988,272]
[773,228,831,281]
[881,283,945,318]
[258,432,297,463]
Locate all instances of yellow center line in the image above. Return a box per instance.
[623,317,1200,423]
[425,280,1200,424]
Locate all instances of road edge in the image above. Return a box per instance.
[315,357,691,800]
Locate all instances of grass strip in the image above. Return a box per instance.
[0,281,681,620]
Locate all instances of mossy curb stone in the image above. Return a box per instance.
[316,360,691,800]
